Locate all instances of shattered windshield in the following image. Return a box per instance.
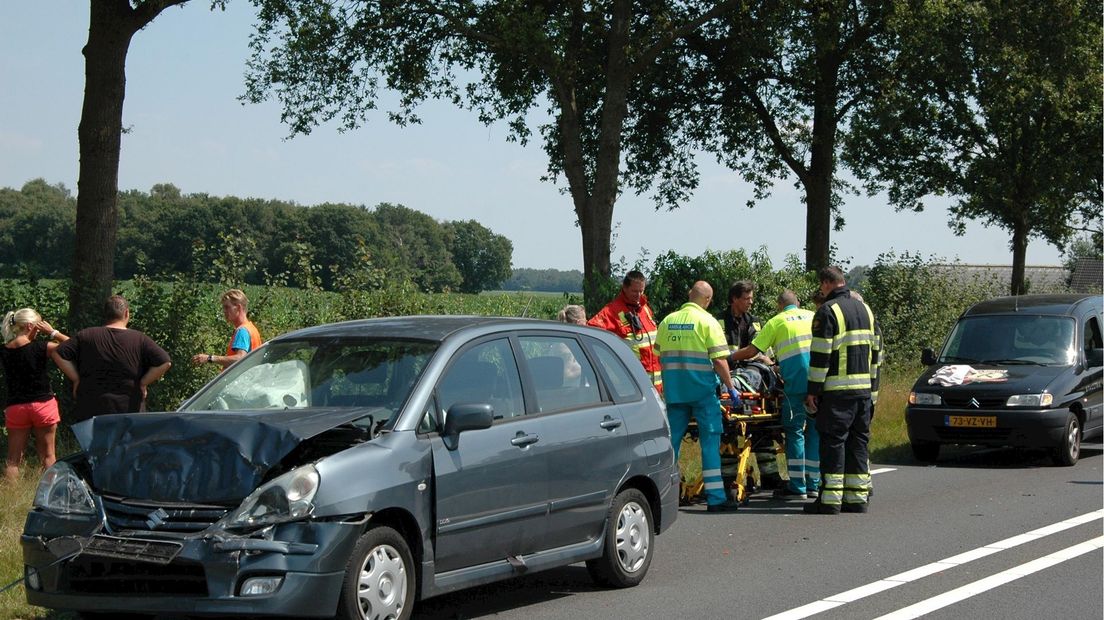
[180,339,438,420]
[940,315,1076,366]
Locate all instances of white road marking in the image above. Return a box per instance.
[873,536,1104,620]
[869,468,896,475]
[761,509,1104,620]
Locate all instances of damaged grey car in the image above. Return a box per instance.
[22,316,679,619]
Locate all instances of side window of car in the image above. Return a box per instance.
[519,336,602,413]
[591,340,643,401]
[1084,316,1103,351]
[437,339,525,421]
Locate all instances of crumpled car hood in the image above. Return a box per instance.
[73,408,374,504]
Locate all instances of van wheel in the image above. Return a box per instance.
[336,525,415,620]
[911,440,940,463]
[1051,413,1081,467]
[587,488,653,588]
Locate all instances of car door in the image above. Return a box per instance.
[1077,312,1104,433]
[517,333,630,551]
[429,337,549,573]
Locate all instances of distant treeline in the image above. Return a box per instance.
[0,179,513,293]
[499,268,584,293]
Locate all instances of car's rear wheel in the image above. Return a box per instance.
[1051,413,1081,467]
[336,525,415,620]
[587,488,653,588]
[911,440,940,463]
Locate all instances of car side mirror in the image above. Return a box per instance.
[1087,348,1104,368]
[442,403,494,450]
[921,348,937,366]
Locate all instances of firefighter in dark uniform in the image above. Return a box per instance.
[803,266,881,515]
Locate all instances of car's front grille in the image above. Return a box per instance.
[101,495,230,533]
[933,427,1012,442]
[941,396,1007,409]
[65,556,207,595]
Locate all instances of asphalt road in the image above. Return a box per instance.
[415,443,1104,620]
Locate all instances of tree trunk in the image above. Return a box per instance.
[803,3,841,273]
[70,0,187,330]
[69,3,137,329]
[1009,219,1029,295]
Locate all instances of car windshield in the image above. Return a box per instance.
[180,338,438,424]
[940,314,1076,366]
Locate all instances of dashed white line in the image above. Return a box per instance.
[761,509,1104,620]
[869,467,897,475]
[873,536,1104,620]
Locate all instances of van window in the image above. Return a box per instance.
[941,315,1076,366]
[591,340,643,401]
[1084,316,1103,351]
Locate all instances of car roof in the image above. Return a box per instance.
[963,294,1102,317]
[272,315,590,343]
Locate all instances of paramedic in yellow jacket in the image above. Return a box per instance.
[731,290,818,499]
[657,281,742,513]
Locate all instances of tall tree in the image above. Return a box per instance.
[69,1,218,329]
[244,0,736,309]
[685,0,893,271]
[845,0,1102,294]
[444,220,514,294]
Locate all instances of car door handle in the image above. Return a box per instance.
[511,433,540,447]
[599,417,622,430]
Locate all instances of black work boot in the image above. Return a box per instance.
[706,500,740,513]
[841,502,868,513]
[802,499,840,515]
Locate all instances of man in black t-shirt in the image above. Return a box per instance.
[53,296,172,422]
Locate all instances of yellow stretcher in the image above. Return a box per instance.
[680,391,789,504]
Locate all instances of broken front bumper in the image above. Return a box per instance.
[22,509,361,617]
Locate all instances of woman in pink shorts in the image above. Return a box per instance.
[1,308,68,481]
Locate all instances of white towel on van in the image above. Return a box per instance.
[929,365,973,386]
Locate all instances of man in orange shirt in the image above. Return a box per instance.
[191,289,263,370]
[587,271,662,392]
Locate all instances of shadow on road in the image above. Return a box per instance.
[891,443,1102,470]
[414,565,597,619]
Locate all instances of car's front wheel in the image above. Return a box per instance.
[911,440,940,463]
[1051,412,1081,467]
[587,488,653,588]
[336,525,415,620]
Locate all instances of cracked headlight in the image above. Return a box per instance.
[217,465,320,530]
[1006,393,1053,407]
[34,461,96,516]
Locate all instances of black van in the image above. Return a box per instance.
[906,294,1103,465]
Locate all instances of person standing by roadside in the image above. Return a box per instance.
[657,281,742,512]
[557,304,587,325]
[804,267,880,515]
[53,296,172,423]
[191,289,263,370]
[730,290,818,499]
[1,308,68,481]
[588,271,662,393]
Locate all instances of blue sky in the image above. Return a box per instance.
[0,2,1067,271]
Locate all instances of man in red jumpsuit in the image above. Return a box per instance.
[588,270,662,393]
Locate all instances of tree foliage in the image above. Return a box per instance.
[243,0,740,310]
[685,0,894,271]
[0,181,512,294]
[845,0,1103,295]
[444,220,514,294]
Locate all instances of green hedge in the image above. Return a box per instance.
[0,278,570,420]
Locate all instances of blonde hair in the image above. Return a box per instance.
[2,308,42,343]
[220,289,249,310]
[557,304,586,325]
